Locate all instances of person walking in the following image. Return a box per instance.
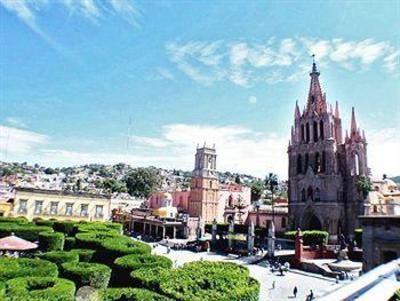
[293,286,298,298]
[308,289,314,300]
[272,281,275,289]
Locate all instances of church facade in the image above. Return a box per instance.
[287,60,369,240]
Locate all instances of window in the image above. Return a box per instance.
[301,124,305,142]
[297,154,303,174]
[304,153,309,172]
[34,201,43,214]
[306,123,310,143]
[65,203,73,216]
[50,202,58,215]
[319,120,324,139]
[354,153,360,175]
[307,186,313,201]
[281,217,286,228]
[313,121,318,142]
[95,205,103,218]
[301,189,306,202]
[18,199,28,214]
[315,188,321,201]
[315,152,321,173]
[80,204,89,217]
[209,181,213,189]
[321,151,326,173]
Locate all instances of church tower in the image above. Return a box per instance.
[288,57,369,240]
[188,144,219,223]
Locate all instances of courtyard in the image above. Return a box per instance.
[148,241,343,301]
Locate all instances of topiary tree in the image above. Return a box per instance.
[357,175,372,199]
[101,288,173,301]
[62,262,111,289]
[38,231,65,252]
[5,277,75,301]
[37,251,79,268]
[0,258,58,282]
[70,249,96,262]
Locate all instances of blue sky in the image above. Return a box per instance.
[1,0,399,179]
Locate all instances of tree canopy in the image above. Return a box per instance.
[124,168,161,198]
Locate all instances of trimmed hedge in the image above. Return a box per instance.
[38,231,65,251]
[284,230,329,246]
[0,217,28,224]
[76,222,123,235]
[0,258,58,281]
[64,237,76,250]
[62,262,111,289]
[113,254,171,286]
[354,228,362,247]
[131,261,259,301]
[70,249,96,262]
[37,251,79,268]
[102,288,173,301]
[0,223,52,241]
[0,281,5,299]
[75,232,119,251]
[4,276,75,301]
[53,221,77,236]
[34,219,55,227]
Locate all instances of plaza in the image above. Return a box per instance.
[148,240,343,301]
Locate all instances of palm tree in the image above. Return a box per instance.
[357,176,372,199]
[265,173,278,226]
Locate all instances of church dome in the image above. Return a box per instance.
[153,206,178,218]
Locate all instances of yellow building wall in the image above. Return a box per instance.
[13,190,111,222]
[0,202,12,217]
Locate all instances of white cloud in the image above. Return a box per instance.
[248,96,257,104]
[367,128,400,179]
[5,117,27,128]
[156,67,174,80]
[0,126,49,155]
[166,37,399,87]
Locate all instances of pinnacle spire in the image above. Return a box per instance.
[351,107,357,136]
[335,101,340,118]
[307,55,326,114]
[295,100,301,119]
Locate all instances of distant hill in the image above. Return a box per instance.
[390,176,400,184]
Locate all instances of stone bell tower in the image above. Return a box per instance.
[188,144,219,223]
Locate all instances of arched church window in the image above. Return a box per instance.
[301,189,306,202]
[320,120,324,139]
[209,181,213,189]
[315,152,321,173]
[315,188,321,201]
[313,121,318,142]
[301,124,305,142]
[354,153,360,175]
[306,123,310,143]
[297,154,303,174]
[228,195,233,207]
[307,186,313,201]
[321,151,326,173]
[311,95,315,103]
[304,153,309,172]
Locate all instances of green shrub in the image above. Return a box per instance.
[0,258,58,281]
[53,221,77,236]
[64,237,76,250]
[62,262,111,289]
[37,251,79,268]
[284,230,329,245]
[102,288,173,301]
[0,217,28,224]
[132,261,259,301]
[354,228,362,247]
[100,236,151,267]
[0,281,5,299]
[5,276,75,301]
[70,249,96,262]
[0,223,52,241]
[75,231,118,251]
[113,254,171,286]
[38,231,65,251]
[76,222,122,235]
[34,219,55,227]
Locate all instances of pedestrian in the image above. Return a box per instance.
[293,286,298,298]
[272,281,275,289]
[309,290,314,300]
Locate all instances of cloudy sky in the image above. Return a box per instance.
[1,0,399,179]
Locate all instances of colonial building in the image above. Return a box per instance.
[188,145,219,224]
[12,187,111,222]
[288,60,369,240]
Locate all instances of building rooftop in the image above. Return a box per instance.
[15,187,110,199]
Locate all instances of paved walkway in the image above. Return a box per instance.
[148,243,343,301]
